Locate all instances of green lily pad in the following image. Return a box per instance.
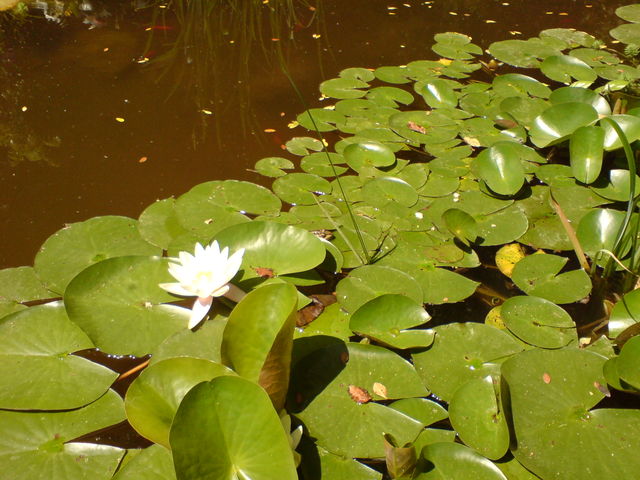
[0,302,117,410]
[616,4,640,22]
[570,125,605,184]
[541,55,597,84]
[299,444,382,480]
[500,296,576,348]
[476,204,529,246]
[432,32,482,60]
[112,444,176,480]
[285,137,324,156]
[254,157,295,178]
[366,86,414,107]
[320,77,369,99]
[503,348,640,479]
[350,294,433,349]
[550,87,611,115]
[151,315,226,364]
[0,301,26,319]
[272,173,332,205]
[214,221,326,281]
[293,342,427,458]
[576,208,630,262]
[125,357,234,447]
[617,335,640,389]
[601,114,640,150]
[449,375,509,460]
[511,254,592,304]
[300,152,347,177]
[473,142,527,195]
[413,267,479,305]
[589,169,640,202]
[610,23,640,45]
[420,79,459,108]
[442,208,478,246]
[0,266,53,302]
[609,288,640,338]
[389,398,448,427]
[170,376,298,480]
[361,176,419,207]
[295,303,351,341]
[492,73,551,98]
[488,38,562,68]
[374,65,412,84]
[297,108,346,132]
[415,442,507,479]
[336,265,423,313]
[64,256,189,356]
[412,323,523,402]
[343,140,396,171]
[34,216,160,294]
[0,389,125,480]
[138,198,189,250]
[529,102,598,147]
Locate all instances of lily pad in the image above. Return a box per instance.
[320,77,369,99]
[254,157,295,178]
[297,108,346,132]
[576,208,630,261]
[412,323,523,402]
[415,442,507,479]
[413,266,479,305]
[601,114,640,150]
[570,125,605,184]
[609,288,640,338]
[0,266,53,302]
[529,102,598,147]
[0,390,125,480]
[442,208,478,246]
[343,140,396,170]
[617,335,640,389]
[432,32,482,60]
[389,398,448,427]
[272,173,332,205]
[541,55,597,84]
[112,444,176,480]
[550,87,611,115]
[472,142,527,196]
[138,198,189,250]
[361,176,419,207]
[170,376,298,480]
[64,256,190,356]
[151,315,226,364]
[350,294,433,349]
[500,296,576,348]
[589,169,640,202]
[511,253,592,304]
[0,302,117,410]
[34,216,160,294]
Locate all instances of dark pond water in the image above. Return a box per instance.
[0,0,629,268]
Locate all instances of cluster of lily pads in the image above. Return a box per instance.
[3,4,640,480]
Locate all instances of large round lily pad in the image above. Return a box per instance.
[0,266,53,303]
[34,216,160,294]
[415,442,507,479]
[0,302,117,410]
[64,256,190,356]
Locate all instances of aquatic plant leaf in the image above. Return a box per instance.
[34,216,160,295]
[610,23,640,45]
[476,204,529,246]
[343,140,396,170]
[487,38,561,68]
[570,125,604,184]
[495,455,541,480]
[500,296,576,348]
[112,444,175,480]
[170,376,298,480]
[432,32,482,60]
[0,389,125,480]
[125,357,234,447]
[138,198,189,250]
[0,266,53,302]
[529,102,598,147]
[254,156,295,178]
[600,114,640,150]
[576,208,630,261]
[419,79,459,108]
[549,86,611,115]
[0,301,25,320]
[295,303,351,341]
[350,294,433,349]
[541,54,597,83]
[0,302,117,410]
[297,108,346,132]
[65,256,189,356]
[389,398,448,427]
[300,152,347,177]
[492,73,551,98]
[336,265,423,313]
[214,221,326,281]
[366,86,414,107]
[320,77,369,99]
[412,323,523,402]
[222,283,297,410]
[615,4,640,22]
[473,142,526,195]
[285,136,324,156]
[449,375,509,460]
[609,288,640,338]
[299,444,382,480]
[383,433,417,479]
[414,442,507,479]
[361,176,419,207]
[540,28,597,48]
[617,335,640,389]
[374,65,412,84]
[511,254,592,304]
[272,172,332,205]
[292,342,426,458]
[499,96,549,126]
[589,168,640,202]
[442,208,478,246]
[503,348,640,479]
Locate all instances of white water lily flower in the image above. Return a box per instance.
[159,241,245,329]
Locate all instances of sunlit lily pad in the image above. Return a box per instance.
[366,86,414,107]
[492,73,551,98]
[589,169,640,202]
[503,348,640,479]
[449,375,509,460]
[550,87,611,115]
[34,216,160,294]
[170,376,298,480]
[472,142,527,195]
[412,323,523,401]
[320,77,369,99]
[0,389,125,480]
[138,198,189,250]
[297,108,346,132]
[432,32,482,60]
[361,176,418,207]
[0,266,53,302]
[529,102,598,147]
[617,335,640,389]
[350,294,433,349]
[609,288,640,338]
[419,79,459,109]
[300,152,347,177]
[272,173,332,205]
[343,140,396,171]
[151,315,227,364]
[64,256,189,356]
[254,157,295,178]
[541,55,597,84]
[500,296,576,348]
[285,137,324,156]
[125,357,235,447]
[214,221,326,281]
[511,253,592,304]
[336,265,423,312]
[413,266,479,305]
[293,342,427,458]
[0,302,117,410]
[600,114,640,150]
[442,208,478,246]
[415,442,508,479]
[112,444,175,480]
[389,398,448,427]
[570,126,604,184]
[488,38,562,68]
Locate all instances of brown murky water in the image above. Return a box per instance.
[0,0,628,267]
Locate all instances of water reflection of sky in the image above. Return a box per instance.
[0,0,628,267]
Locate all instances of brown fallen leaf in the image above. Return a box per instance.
[543,373,551,384]
[373,382,388,399]
[407,121,427,134]
[253,267,275,278]
[348,385,372,404]
[296,294,337,327]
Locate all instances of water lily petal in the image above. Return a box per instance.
[159,282,196,297]
[189,296,213,329]
[211,284,231,297]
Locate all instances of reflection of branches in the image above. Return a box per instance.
[144,0,323,143]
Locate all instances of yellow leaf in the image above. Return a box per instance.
[495,243,526,278]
